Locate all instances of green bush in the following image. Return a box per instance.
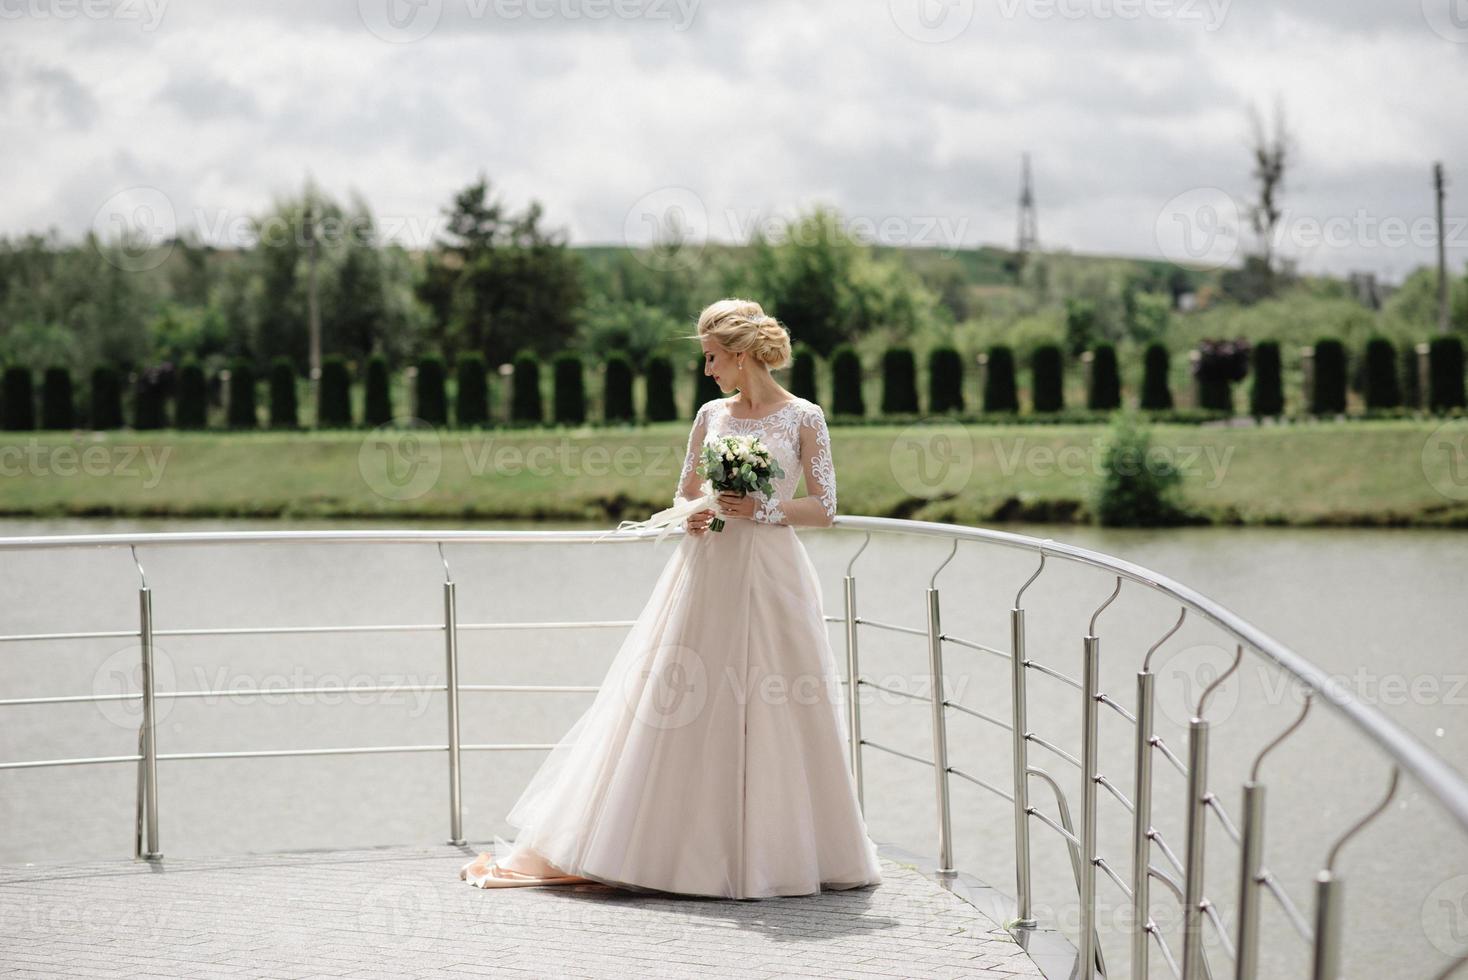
[1140,343,1174,411]
[90,366,123,430]
[364,355,393,426]
[319,355,353,428]
[881,347,919,414]
[415,354,446,426]
[1311,338,1347,415]
[1249,340,1284,417]
[268,358,298,429]
[1429,336,1466,411]
[644,355,677,421]
[511,350,542,422]
[41,366,75,430]
[455,352,489,427]
[927,346,964,413]
[1031,344,1064,413]
[176,360,207,429]
[831,344,864,417]
[790,344,819,404]
[1064,299,1099,357]
[227,359,257,429]
[2,366,35,430]
[1362,337,1401,410]
[694,360,721,410]
[983,345,1018,413]
[133,366,169,430]
[1401,343,1422,409]
[1090,411,1189,527]
[1086,344,1121,411]
[602,352,635,423]
[554,352,586,424]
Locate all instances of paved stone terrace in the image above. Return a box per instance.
[0,844,1047,979]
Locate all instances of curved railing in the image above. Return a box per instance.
[1,519,1465,979]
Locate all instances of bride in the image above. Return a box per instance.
[459,298,883,899]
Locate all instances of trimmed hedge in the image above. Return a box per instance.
[1311,338,1347,415]
[511,350,542,422]
[693,360,721,410]
[90,366,123,430]
[927,346,964,413]
[364,354,392,427]
[270,357,299,429]
[831,344,864,417]
[554,352,586,424]
[1249,340,1283,417]
[176,360,207,429]
[602,352,635,423]
[2,366,35,430]
[790,344,819,404]
[455,352,489,427]
[1086,344,1120,411]
[414,354,446,426]
[226,359,257,429]
[881,347,919,414]
[644,355,677,422]
[1429,336,1466,411]
[41,366,75,430]
[134,366,169,430]
[1031,344,1064,413]
[1362,337,1401,410]
[1140,343,1174,411]
[983,345,1018,413]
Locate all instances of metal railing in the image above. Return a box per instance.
[2,519,1467,979]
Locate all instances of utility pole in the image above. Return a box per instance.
[1435,162,1449,336]
[1016,152,1038,274]
[305,200,323,416]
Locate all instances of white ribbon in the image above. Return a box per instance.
[595,479,719,545]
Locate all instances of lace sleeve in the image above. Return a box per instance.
[751,402,836,528]
[674,401,710,506]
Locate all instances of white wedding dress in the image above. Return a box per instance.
[461,394,883,899]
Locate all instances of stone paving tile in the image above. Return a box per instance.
[0,845,1044,979]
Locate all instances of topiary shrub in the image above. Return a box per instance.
[602,352,635,423]
[1310,338,1347,415]
[1086,344,1121,411]
[269,357,299,430]
[831,344,864,417]
[1249,340,1283,417]
[1429,336,1466,411]
[176,360,207,429]
[790,344,819,404]
[1362,337,1401,410]
[927,346,964,413]
[2,366,36,431]
[1195,338,1250,414]
[41,366,75,430]
[694,360,721,410]
[319,355,353,428]
[133,364,172,430]
[227,359,257,429]
[414,354,446,426]
[983,345,1018,413]
[364,354,393,426]
[1031,344,1064,413]
[554,352,586,424]
[511,350,542,423]
[1140,343,1174,411]
[1401,343,1422,409]
[90,366,123,430]
[455,352,489,427]
[1090,411,1189,527]
[881,347,919,415]
[644,354,676,422]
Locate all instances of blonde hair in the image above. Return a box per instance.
[689,298,792,371]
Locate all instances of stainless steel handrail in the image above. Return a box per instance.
[1,517,1464,980]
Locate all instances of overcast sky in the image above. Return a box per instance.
[3,0,1466,281]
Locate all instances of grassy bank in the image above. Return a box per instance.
[1,419,1466,528]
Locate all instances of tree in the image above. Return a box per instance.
[1245,100,1291,296]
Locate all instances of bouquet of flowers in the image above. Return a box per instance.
[594,433,784,543]
[699,434,785,532]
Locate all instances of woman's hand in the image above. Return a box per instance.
[716,490,755,521]
[686,508,716,536]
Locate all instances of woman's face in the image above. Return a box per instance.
[700,337,741,392]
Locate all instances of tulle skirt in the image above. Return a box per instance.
[469,514,883,900]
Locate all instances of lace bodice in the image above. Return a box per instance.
[674,395,837,527]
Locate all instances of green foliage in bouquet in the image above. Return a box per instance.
[696,434,786,532]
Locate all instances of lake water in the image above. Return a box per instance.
[1,515,1464,977]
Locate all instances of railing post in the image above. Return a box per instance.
[444,578,465,846]
[844,573,865,812]
[1312,872,1342,980]
[1009,606,1035,927]
[1078,635,1101,979]
[926,586,954,875]
[137,586,161,860]
[1181,718,1211,979]
[1131,670,1156,980]
[1235,781,1265,980]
